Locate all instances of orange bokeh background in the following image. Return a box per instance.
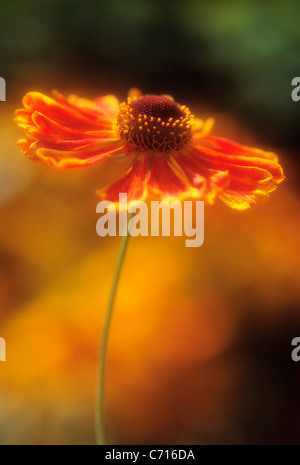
[0,94,299,444]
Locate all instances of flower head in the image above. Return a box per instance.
[15,89,284,209]
[115,94,193,153]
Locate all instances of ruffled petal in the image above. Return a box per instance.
[55,91,118,123]
[21,92,110,130]
[203,136,279,162]
[171,153,230,204]
[174,136,285,209]
[18,138,125,169]
[15,91,123,169]
[30,111,114,140]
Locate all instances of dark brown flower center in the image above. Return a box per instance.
[114,94,193,153]
[130,95,185,120]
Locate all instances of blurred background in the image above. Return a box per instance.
[0,0,300,445]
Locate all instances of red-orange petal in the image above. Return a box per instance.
[97,155,149,203]
[31,111,114,140]
[18,138,125,169]
[97,152,203,205]
[15,91,123,169]
[148,154,195,200]
[174,137,284,209]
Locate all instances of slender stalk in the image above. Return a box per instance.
[96,223,131,445]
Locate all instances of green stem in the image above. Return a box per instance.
[96,223,131,445]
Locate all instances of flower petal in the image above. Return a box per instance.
[171,153,230,204]
[148,154,199,201]
[203,136,279,161]
[31,111,114,140]
[55,91,119,122]
[20,92,111,130]
[97,155,149,204]
[18,139,125,169]
[15,91,123,169]
[174,137,284,209]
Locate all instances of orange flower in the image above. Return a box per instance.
[15,88,284,210]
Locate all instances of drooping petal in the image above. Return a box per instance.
[15,91,123,169]
[18,138,125,169]
[148,154,199,201]
[174,136,285,209]
[97,155,149,204]
[203,136,280,162]
[170,153,229,204]
[97,152,202,206]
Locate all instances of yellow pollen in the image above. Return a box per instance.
[113,94,193,153]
